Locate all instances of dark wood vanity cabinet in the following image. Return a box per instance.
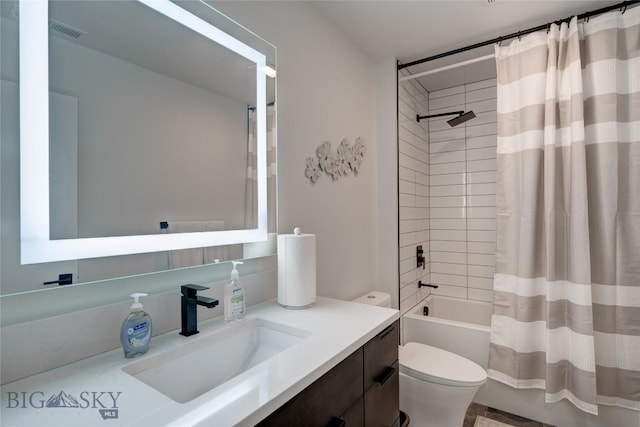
[257,348,364,426]
[258,320,399,427]
[364,321,400,427]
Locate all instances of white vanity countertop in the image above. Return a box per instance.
[0,297,398,426]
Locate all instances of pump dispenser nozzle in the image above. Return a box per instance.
[230,261,243,280]
[129,293,148,311]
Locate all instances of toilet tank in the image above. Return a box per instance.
[351,291,391,308]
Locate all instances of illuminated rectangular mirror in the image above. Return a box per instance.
[19,0,268,264]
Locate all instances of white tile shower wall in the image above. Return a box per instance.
[428,78,496,302]
[398,70,431,324]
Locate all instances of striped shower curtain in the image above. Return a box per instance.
[488,7,639,415]
[245,106,276,231]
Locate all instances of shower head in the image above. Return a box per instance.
[416,110,476,127]
[447,110,476,127]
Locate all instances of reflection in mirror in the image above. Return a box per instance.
[0,0,276,294]
[47,1,258,239]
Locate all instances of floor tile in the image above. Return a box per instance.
[464,402,488,427]
[462,403,552,427]
[485,407,544,427]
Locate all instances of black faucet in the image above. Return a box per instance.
[180,284,219,337]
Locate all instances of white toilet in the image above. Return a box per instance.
[352,292,488,427]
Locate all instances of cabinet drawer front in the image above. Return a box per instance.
[364,320,399,391]
[258,348,364,426]
[364,360,399,427]
[339,396,364,426]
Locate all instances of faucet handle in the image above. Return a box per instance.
[181,284,209,297]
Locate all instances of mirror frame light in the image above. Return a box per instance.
[19,0,268,264]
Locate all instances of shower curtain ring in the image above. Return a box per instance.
[621,4,627,14]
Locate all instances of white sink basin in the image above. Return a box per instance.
[122,318,309,403]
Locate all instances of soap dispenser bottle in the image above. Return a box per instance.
[224,261,246,323]
[120,293,152,358]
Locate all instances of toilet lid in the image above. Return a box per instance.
[399,342,487,387]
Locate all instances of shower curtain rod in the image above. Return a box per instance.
[398,0,638,70]
[399,53,495,82]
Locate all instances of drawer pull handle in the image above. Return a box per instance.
[378,324,395,340]
[374,366,396,386]
[326,416,346,427]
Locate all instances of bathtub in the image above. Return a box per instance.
[402,295,639,427]
[403,295,492,368]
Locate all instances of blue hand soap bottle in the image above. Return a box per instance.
[120,293,152,358]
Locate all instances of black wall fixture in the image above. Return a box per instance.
[418,281,438,289]
[43,273,73,286]
[416,110,476,127]
[416,245,425,269]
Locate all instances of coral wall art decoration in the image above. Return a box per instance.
[304,137,366,183]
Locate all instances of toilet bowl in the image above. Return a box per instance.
[400,342,486,427]
[352,292,487,427]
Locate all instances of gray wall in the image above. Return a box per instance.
[213,1,385,302]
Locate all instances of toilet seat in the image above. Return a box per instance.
[399,342,487,387]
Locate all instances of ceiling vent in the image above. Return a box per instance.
[48,19,86,40]
[2,4,86,41]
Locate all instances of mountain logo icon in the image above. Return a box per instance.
[45,391,80,408]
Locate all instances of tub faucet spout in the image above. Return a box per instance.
[418,281,438,289]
